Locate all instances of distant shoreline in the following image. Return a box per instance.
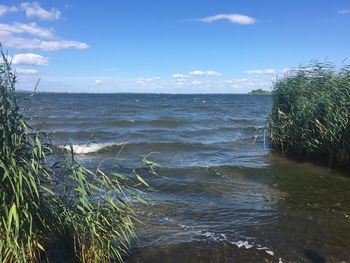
[248,89,272,95]
[16,91,272,95]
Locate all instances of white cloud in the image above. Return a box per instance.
[134,75,269,92]
[0,2,87,52]
[136,76,161,84]
[95,79,104,85]
[22,75,271,94]
[338,9,350,14]
[172,73,189,79]
[0,22,54,39]
[197,14,256,25]
[0,22,89,51]
[223,78,271,89]
[135,77,165,89]
[14,68,39,75]
[0,3,60,20]
[189,70,206,77]
[0,5,18,16]
[191,80,202,85]
[3,36,89,51]
[20,2,60,20]
[206,70,221,76]
[244,68,276,76]
[12,53,49,66]
[223,78,249,84]
[189,70,222,77]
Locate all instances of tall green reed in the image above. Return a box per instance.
[0,48,153,262]
[268,62,350,167]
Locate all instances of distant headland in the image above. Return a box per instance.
[248,89,271,95]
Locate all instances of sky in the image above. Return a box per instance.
[1,0,350,93]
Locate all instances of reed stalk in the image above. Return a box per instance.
[0,48,151,262]
[268,62,350,167]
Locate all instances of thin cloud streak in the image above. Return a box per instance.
[3,35,89,51]
[20,2,61,20]
[0,22,89,51]
[338,9,350,14]
[0,5,18,16]
[14,68,39,75]
[0,22,55,39]
[0,2,60,20]
[196,13,256,25]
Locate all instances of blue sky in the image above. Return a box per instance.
[1,0,350,93]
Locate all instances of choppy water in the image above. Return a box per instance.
[28,93,350,263]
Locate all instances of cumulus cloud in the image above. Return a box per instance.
[172,73,189,79]
[95,79,104,85]
[206,70,221,76]
[0,5,18,16]
[197,13,256,25]
[338,9,350,14]
[244,69,276,76]
[189,70,206,77]
[142,76,161,81]
[14,68,39,75]
[0,22,89,51]
[189,70,222,77]
[136,77,162,87]
[223,78,271,89]
[12,53,49,66]
[0,2,88,52]
[223,78,250,84]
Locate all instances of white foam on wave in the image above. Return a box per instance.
[61,142,121,154]
[231,240,254,249]
[197,231,278,258]
[201,231,222,240]
[230,240,277,257]
[161,217,175,223]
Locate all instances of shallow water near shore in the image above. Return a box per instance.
[27,93,350,262]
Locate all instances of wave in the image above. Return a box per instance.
[58,141,209,155]
[60,142,124,154]
[57,137,269,155]
[195,231,276,257]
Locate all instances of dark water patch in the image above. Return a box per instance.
[126,241,276,263]
[128,158,350,262]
